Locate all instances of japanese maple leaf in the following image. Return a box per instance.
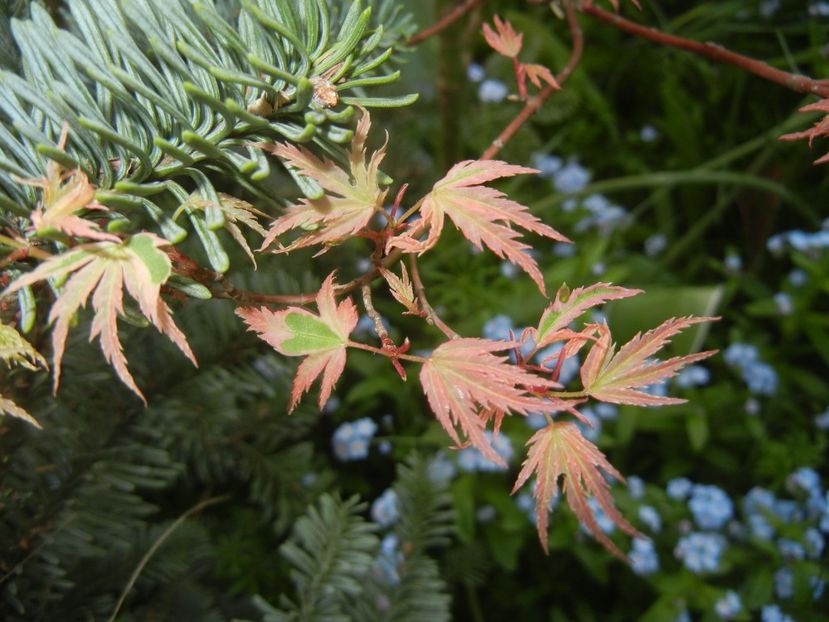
[780,98,829,164]
[257,109,387,253]
[533,283,642,349]
[180,192,268,266]
[580,317,717,406]
[513,421,637,558]
[2,233,197,403]
[16,126,117,242]
[0,323,48,428]
[482,15,523,58]
[522,63,559,90]
[419,338,571,466]
[380,265,420,315]
[236,273,357,411]
[389,161,570,295]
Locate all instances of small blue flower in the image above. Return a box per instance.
[644,233,667,257]
[759,0,780,17]
[761,604,794,622]
[674,610,691,622]
[772,499,802,523]
[674,532,727,573]
[639,125,659,142]
[577,407,601,442]
[467,63,485,82]
[525,412,548,430]
[689,485,734,530]
[745,398,761,416]
[747,513,775,541]
[332,418,379,461]
[724,253,742,272]
[499,260,520,279]
[372,534,402,586]
[482,314,514,341]
[476,505,496,523]
[354,418,378,438]
[638,505,661,532]
[777,539,805,562]
[788,467,822,496]
[553,160,591,193]
[812,576,826,600]
[595,403,618,420]
[427,453,457,484]
[456,431,513,472]
[371,488,399,527]
[815,407,829,430]
[667,477,694,501]
[774,292,794,315]
[583,497,616,534]
[774,566,794,599]
[805,527,825,558]
[724,343,759,368]
[629,537,659,575]
[531,152,563,178]
[552,242,576,257]
[714,590,742,619]
[515,491,535,522]
[628,476,646,500]
[788,268,808,286]
[675,365,711,388]
[741,361,778,395]
[478,79,508,103]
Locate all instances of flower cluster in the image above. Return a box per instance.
[767,225,829,255]
[371,488,399,527]
[457,431,514,472]
[331,417,378,461]
[723,342,778,395]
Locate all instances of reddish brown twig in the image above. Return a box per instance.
[408,255,459,339]
[481,0,583,160]
[408,0,487,46]
[582,4,829,99]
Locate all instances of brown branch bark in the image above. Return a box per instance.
[480,0,584,160]
[582,3,829,99]
[408,0,487,46]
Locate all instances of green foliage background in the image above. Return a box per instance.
[1,0,828,621]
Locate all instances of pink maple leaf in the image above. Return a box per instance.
[580,316,718,406]
[419,338,572,466]
[482,15,523,59]
[236,273,358,411]
[533,283,642,349]
[522,63,560,90]
[256,109,388,253]
[2,234,196,403]
[513,421,637,558]
[389,160,570,295]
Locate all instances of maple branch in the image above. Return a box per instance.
[407,0,487,46]
[408,255,459,339]
[361,284,390,341]
[582,4,829,99]
[480,0,583,160]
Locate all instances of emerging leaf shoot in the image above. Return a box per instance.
[257,110,388,253]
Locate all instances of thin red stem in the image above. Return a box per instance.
[408,0,487,46]
[582,4,829,99]
[408,254,459,339]
[347,340,426,363]
[481,0,583,160]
